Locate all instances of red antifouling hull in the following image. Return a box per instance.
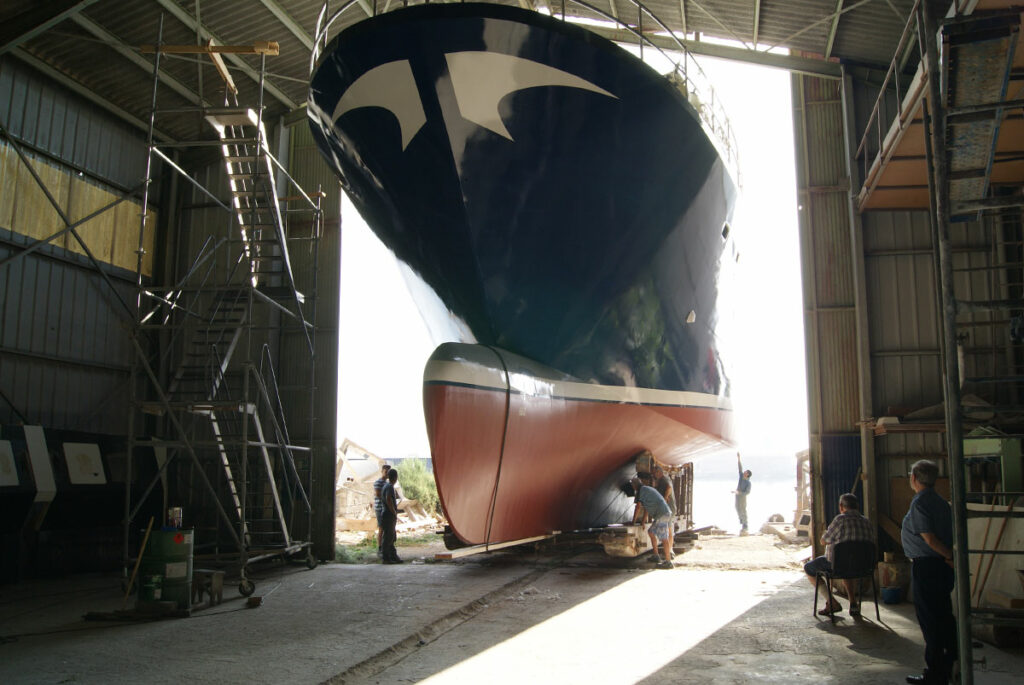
[424,344,733,546]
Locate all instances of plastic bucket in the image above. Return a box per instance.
[138,529,194,610]
[881,586,902,604]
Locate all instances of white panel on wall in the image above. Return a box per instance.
[63,442,106,484]
[0,440,17,486]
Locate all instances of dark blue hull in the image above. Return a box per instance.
[309,4,738,398]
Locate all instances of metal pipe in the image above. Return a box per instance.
[920,2,974,681]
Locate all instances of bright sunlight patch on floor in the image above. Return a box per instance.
[421,569,799,684]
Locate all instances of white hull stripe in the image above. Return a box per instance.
[424,359,732,411]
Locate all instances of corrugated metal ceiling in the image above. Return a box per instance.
[0,0,951,143]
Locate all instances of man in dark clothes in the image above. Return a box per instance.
[734,452,752,535]
[902,459,956,684]
[380,468,402,564]
[373,463,390,559]
[652,464,676,516]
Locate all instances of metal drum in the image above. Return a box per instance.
[138,529,193,610]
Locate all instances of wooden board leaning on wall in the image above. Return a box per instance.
[0,141,155,276]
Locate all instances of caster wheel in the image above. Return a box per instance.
[239,579,255,597]
[305,551,318,570]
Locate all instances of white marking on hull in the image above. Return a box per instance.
[331,60,426,150]
[424,357,731,411]
[445,51,616,139]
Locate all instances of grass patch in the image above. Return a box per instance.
[334,537,377,564]
[397,530,444,547]
[333,530,443,563]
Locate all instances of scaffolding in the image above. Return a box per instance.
[123,18,323,596]
[855,2,1024,682]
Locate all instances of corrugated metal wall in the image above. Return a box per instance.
[284,123,341,560]
[0,57,148,191]
[793,72,865,550]
[0,57,152,434]
[838,73,996,543]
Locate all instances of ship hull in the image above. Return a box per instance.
[309,4,738,545]
[425,344,732,544]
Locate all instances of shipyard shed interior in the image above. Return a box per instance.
[0,1,1022,683]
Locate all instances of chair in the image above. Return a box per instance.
[812,540,880,623]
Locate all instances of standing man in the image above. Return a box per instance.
[803,492,875,616]
[630,475,673,569]
[373,464,390,559]
[902,459,956,685]
[652,464,676,518]
[380,468,402,564]
[734,452,752,535]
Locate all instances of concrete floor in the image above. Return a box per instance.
[0,534,1021,684]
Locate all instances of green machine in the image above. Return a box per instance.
[137,529,194,612]
[964,428,1023,494]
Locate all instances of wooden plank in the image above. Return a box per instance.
[434,534,554,560]
[14,156,67,245]
[879,513,902,545]
[138,41,279,55]
[112,200,153,274]
[0,142,15,229]
[68,177,116,263]
[338,517,376,532]
[207,39,238,96]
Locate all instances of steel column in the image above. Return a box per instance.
[919,2,974,681]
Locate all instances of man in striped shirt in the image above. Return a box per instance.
[804,492,875,615]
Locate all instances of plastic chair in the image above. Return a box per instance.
[812,540,880,623]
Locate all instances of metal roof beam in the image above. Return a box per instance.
[688,0,750,49]
[256,0,314,51]
[356,0,375,18]
[586,26,842,78]
[0,0,100,56]
[753,0,762,45]
[769,0,873,54]
[153,0,298,110]
[825,0,844,58]
[11,48,175,142]
[70,15,208,108]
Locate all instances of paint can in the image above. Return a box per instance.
[167,507,183,528]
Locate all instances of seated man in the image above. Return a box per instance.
[804,492,875,615]
[630,475,674,569]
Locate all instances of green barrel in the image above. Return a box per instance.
[138,529,194,611]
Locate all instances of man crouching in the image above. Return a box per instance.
[630,475,674,569]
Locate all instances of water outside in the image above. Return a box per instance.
[691,453,800,534]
